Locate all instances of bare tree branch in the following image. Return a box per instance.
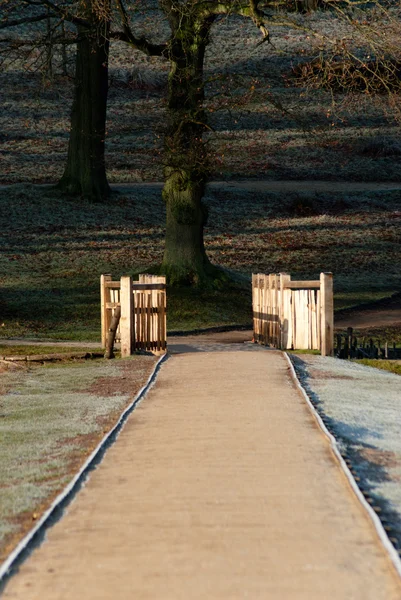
[113,0,167,56]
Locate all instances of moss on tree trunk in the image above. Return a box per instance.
[160,16,225,286]
[162,170,213,285]
[58,20,110,202]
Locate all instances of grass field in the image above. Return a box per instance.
[355,359,401,376]
[0,355,157,565]
[1,13,401,186]
[0,183,400,340]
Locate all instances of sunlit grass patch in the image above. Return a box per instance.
[353,359,401,376]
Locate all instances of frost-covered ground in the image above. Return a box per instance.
[292,354,401,554]
[1,10,401,184]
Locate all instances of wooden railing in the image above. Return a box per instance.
[252,272,333,356]
[100,274,167,356]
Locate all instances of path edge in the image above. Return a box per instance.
[284,351,401,580]
[0,353,167,584]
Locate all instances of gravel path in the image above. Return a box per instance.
[2,346,401,599]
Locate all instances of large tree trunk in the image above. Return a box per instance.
[58,18,110,202]
[161,16,222,286]
[162,170,210,285]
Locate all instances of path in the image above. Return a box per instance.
[2,342,401,599]
[335,293,401,330]
[112,180,401,193]
[3,180,401,193]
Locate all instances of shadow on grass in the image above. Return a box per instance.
[0,278,253,340]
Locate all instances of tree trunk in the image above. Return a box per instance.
[162,170,210,285]
[58,19,110,202]
[161,16,222,286]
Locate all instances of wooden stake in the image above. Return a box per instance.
[120,276,133,358]
[104,307,121,359]
[279,273,291,349]
[320,272,334,357]
[100,274,112,349]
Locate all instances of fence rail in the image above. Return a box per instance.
[252,272,334,356]
[100,274,167,356]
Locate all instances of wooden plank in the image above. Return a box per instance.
[297,291,304,349]
[257,274,261,343]
[161,285,167,351]
[104,281,121,289]
[151,277,157,350]
[156,292,163,354]
[267,275,271,346]
[162,276,167,351]
[158,276,167,352]
[273,274,279,347]
[120,276,133,358]
[256,274,262,344]
[285,290,292,350]
[269,274,274,346]
[295,291,303,349]
[252,274,257,342]
[320,272,334,357]
[131,283,166,291]
[311,290,318,350]
[105,302,120,309]
[280,274,291,349]
[261,274,266,345]
[100,274,112,349]
[306,291,310,349]
[303,290,307,349]
[138,292,144,351]
[283,281,321,290]
[141,292,146,351]
[154,276,163,351]
[147,291,152,352]
[290,290,295,349]
[269,275,273,344]
[304,290,309,349]
[136,292,142,351]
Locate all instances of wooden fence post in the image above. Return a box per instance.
[279,273,291,349]
[320,272,334,357]
[100,274,112,349]
[120,276,134,358]
[157,276,167,354]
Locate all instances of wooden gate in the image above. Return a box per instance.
[101,274,167,356]
[252,272,333,356]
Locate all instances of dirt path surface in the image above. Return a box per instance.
[3,180,401,193]
[335,308,401,329]
[2,345,401,599]
[335,293,401,330]
[112,180,401,193]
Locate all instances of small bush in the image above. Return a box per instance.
[292,58,401,93]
